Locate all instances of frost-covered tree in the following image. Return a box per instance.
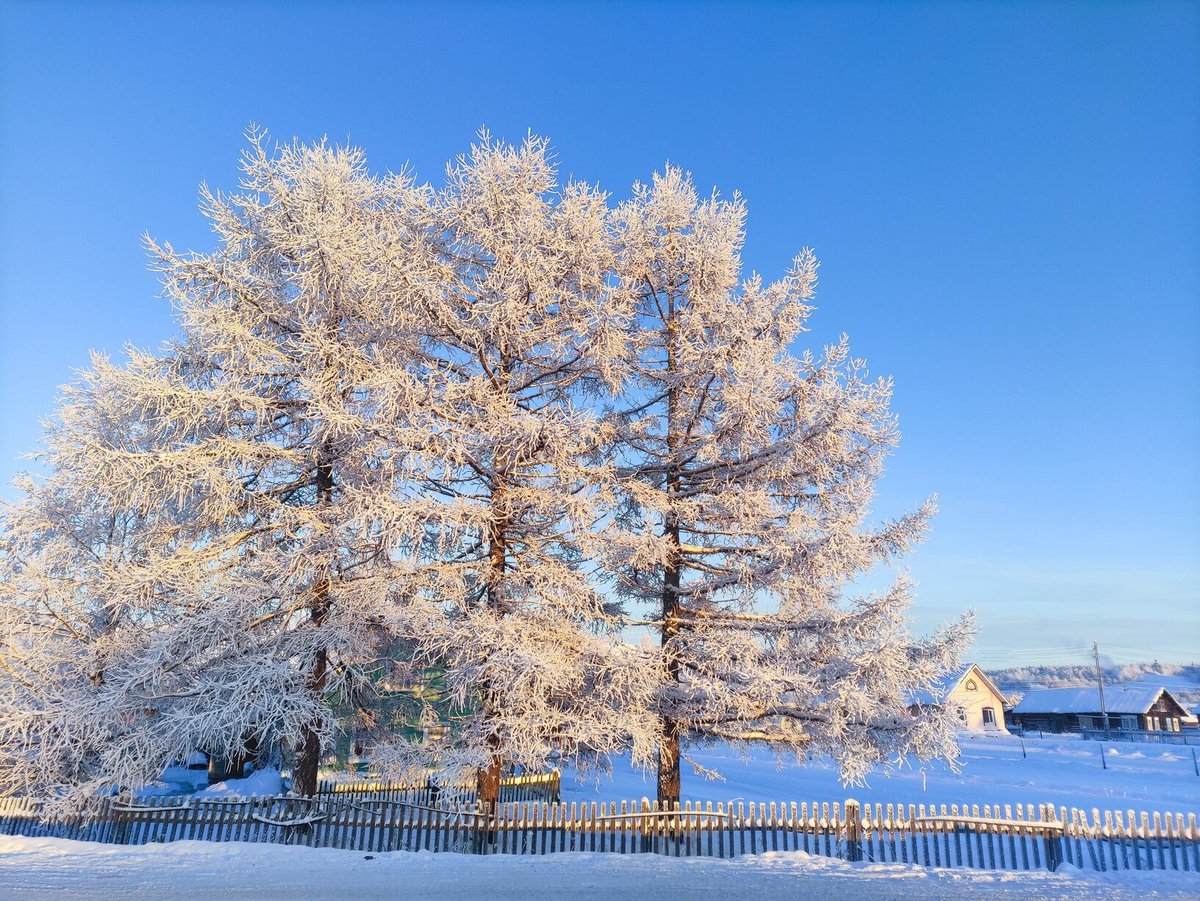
[0,365,167,801]
[608,167,971,804]
[0,132,659,808]
[0,134,968,813]
[0,132,442,802]
[370,135,659,803]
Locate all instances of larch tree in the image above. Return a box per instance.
[371,135,660,804]
[0,134,967,813]
[608,167,971,805]
[0,132,443,802]
[0,363,178,802]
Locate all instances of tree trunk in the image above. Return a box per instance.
[476,745,503,807]
[293,452,334,797]
[225,732,262,782]
[657,708,682,806]
[658,523,683,805]
[477,473,509,808]
[658,292,684,807]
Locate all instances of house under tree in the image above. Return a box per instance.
[906,663,1010,732]
[1010,683,1189,734]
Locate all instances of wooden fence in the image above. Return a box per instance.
[1,792,1196,874]
[314,769,561,806]
[1080,728,1197,746]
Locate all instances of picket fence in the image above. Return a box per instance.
[314,770,561,806]
[1,791,1197,874]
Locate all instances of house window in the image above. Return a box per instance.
[1121,716,1137,731]
[1148,716,1160,731]
[965,679,978,691]
[955,707,967,724]
[982,707,995,726]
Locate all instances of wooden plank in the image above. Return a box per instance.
[1072,808,1085,870]
[937,805,950,867]
[173,799,193,844]
[384,797,399,852]
[1140,811,1153,870]
[1122,809,1137,873]
[213,799,230,844]
[133,800,152,845]
[230,799,248,845]
[732,801,741,858]
[712,801,721,859]
[202,801,222,844]
[710,801,721,858]
[950,805,962,866]
[169,799,187,843]
[333,795,351,851]
[1153,811,1166,870]
[1003,805,1017,869]
[139,801,157,844]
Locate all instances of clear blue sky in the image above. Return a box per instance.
[2,1,1197,666]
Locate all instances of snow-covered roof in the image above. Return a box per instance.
[907,664,1006,706]
[1012,683,1175,716]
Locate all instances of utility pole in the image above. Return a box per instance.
[1093,642,1110,738]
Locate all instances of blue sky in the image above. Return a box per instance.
[1,1,1197,665]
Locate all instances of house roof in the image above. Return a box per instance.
[1012,683,1179,716]
[908,664,1006,706]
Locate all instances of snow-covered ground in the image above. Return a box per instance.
[561,733,1200,816]
[4,734,1196,899]
[1,836,1195,900]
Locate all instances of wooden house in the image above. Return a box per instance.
[907,663,1010,732]
[1009,683,1189,735]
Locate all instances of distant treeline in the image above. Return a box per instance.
[990,663,1200,702]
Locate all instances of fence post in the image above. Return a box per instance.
[639,797,652,854]
[842,799,862,862]
[1043,803,1063,871]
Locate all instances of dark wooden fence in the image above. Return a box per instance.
[1,791,1196,874]
[1080,728,1197,746]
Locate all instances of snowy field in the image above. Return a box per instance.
[1,836,1196,901]
[561,733,1200,816]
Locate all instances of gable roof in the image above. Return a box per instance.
[908,664,1007,706]
[1012,683,1183,716]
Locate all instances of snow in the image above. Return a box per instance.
[4,737,1196,898]
[136,766,282,800]
[134,765,209,799]
[194,767,283,799]
[1,836,1194,900]
[561,734,1200,815]
[1133,675,1200,693]
[1012,684,1176,715]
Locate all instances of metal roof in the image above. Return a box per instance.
[1011,683,1175,716]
